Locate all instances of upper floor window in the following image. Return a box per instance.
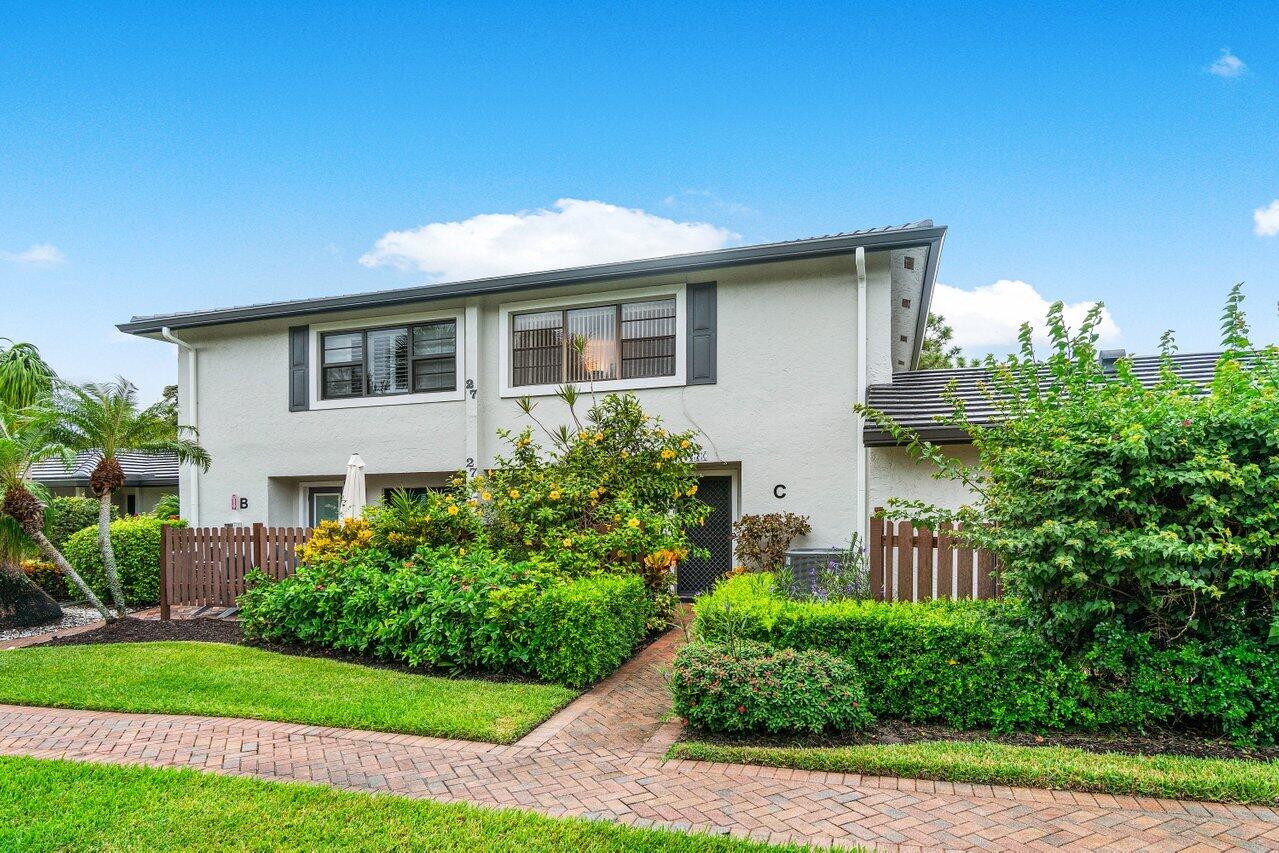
[511,298,676,388]
[321,320,457,399]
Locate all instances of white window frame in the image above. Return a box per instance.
[498,284,686,398]
[308,308,467,410]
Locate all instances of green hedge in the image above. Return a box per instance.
[693,573,1279,743]
[240,547,651,687]
[672,641,874,735]
[43,496,113,552]
[62,516,184,605]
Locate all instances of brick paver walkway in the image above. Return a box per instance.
[3,631,1278,850]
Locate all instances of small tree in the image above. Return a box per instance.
[858,286,1279,650]
[0,340,62,627]
[53,378,210,617]
[0,404,111,620]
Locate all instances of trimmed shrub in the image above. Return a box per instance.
[694,573,1279,743]
[43,496,111,551]
[516,573,652,686]
[62,515,185,605]
[672,640,874,735]
[240,546,651,686]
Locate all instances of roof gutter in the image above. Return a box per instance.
[160,327,200,525]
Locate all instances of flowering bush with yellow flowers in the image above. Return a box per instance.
[296,517,374,564]
[365,487,483,558]
[470,392,710,623]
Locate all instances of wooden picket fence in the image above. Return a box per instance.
[868,509,1000,601]
[159,523,311,619]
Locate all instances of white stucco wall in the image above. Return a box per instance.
[867,444,981,513]
[168,250,907,546]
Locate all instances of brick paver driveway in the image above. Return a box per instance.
[3,630,1278,850]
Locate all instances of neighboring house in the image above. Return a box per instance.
[27,450,178,516]
[119,222,952,596]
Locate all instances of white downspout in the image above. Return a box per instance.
[160,327,200,525]
[853,247,868,546]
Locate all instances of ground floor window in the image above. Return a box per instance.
[309,488,342,526]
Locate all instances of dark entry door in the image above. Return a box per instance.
[678,475,733,598]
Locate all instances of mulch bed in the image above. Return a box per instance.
[683,719,1279,764]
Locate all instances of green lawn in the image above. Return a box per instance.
[670,738,1279,804]
[0,756,798,852]
[0,641,576,744]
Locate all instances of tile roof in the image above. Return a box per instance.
[864,351,1224,446]
[27,451,180,487]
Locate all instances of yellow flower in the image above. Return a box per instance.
[655,428,666,437]
[589,489,598,499]
[627,517,640,528]
[549,489,561,500]
[686,484,698,496]
[458,547,467,556]
[447,505,459,516]
[660,449,676,460]
[468,499,478,507]
[948,659,957,666]
[481,491,492,501]
[612,514,622,522]
[524,538,533,546]
[594,431,603,441]
[562,537,573,548]
[509,489,520,499]
[621,450,630,459]
[680,439,690,448]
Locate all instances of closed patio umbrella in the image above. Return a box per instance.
[340,453,366,520]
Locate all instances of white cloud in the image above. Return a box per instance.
[931,280,1121,353]
[1253,200,1279,236]
[1207,49,1246,78]
[1,243,65,266]
[360,198,738,280]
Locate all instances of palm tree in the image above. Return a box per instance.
[53,378,210,616]
[0,340,64,628]
[0,403,111,620]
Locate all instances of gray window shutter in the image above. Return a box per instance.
[686,282,717,385]
[288,325,309,411]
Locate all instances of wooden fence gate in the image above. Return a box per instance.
[868,510,1000,601]
[159,524,311,619]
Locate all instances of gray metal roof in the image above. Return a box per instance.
[864,351,1224,446]
[118,221,947,335]
[27,451,180,488]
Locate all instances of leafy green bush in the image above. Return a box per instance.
[695,573,1279,743]
[62,515,184,605]
[671,640,874,735]
[240,546,650,686]
[859,287,1279,650]
[514,573,651,686]
[151,493,180,519]
[43,496,111,552]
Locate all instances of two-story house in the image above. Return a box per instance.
[118,220,951,596]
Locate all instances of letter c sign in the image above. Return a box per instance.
[773,484,787,499]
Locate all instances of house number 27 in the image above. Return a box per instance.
[466,379,478,399]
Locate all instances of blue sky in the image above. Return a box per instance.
[3,1,1277,402]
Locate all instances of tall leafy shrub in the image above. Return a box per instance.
[62,515,185,605]
[43,496,111,551]
[859,286,1279,649]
